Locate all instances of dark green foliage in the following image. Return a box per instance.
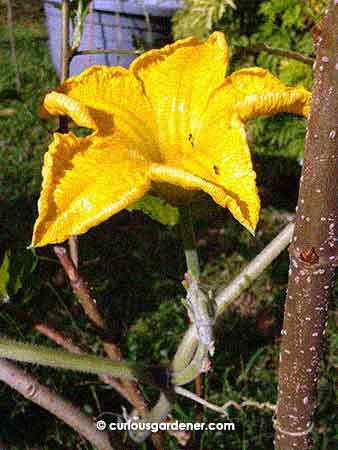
[174,0,324,162]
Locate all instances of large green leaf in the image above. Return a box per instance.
[128,194,179,226]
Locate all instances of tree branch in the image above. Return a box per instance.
[275,2,338,449]
[0,359,112,450]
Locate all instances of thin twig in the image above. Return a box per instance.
[72,48,142,58]
[54,246,122,359]
[52,3,162,447]
[174,386,276,416]
[0,359,113,450]
[236,42,314,66]
[35,323,85,354]
[6,0,21,92]
[60,0,70,82]
[34,322,130,401]
[69,236,79,269]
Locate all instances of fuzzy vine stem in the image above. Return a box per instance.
[0,337,167,388]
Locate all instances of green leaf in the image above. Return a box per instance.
[0,247,38,303]
[128,194,179,226]
[0,251,10,304]
[8,248,38,296]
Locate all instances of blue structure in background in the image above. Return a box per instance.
[44,0,182,75]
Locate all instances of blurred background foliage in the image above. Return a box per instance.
[173,0,326,161]
[0,1,337,449]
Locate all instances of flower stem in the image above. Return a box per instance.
[179,205,200,280]
[171,206,203,383]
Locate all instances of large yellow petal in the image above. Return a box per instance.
[42,66,160,162]
[232,69,311,120]
[131,32,230,164]
[174,67,310,231]
[32,132,151,247]
[43,92,99,130]
[149,164,232,208]
[178,116,260,232]
[199,68,310,129]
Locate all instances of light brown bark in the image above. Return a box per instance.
[275,2,338,449]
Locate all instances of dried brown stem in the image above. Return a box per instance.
[54,246,121,358]
[34,323,84,354]
[0,359,112,450]
[53,246,165,449]
[69,235,79,268]
[275,2,338,449]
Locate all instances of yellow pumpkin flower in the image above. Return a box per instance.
[32,32,311,247]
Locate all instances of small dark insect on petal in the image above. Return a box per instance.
[213,165,220,175]
[188,133,194,147]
